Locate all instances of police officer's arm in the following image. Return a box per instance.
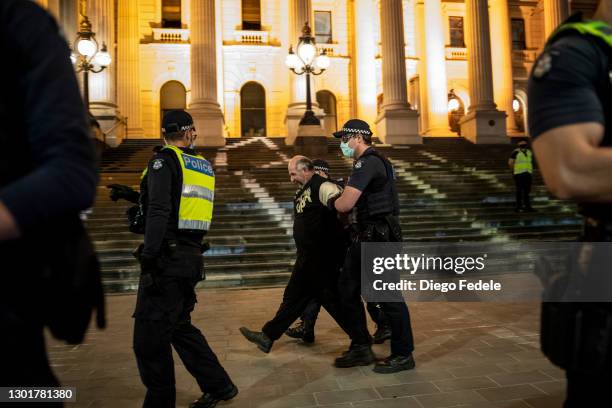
[528,35,611,201]
[334,157,380,213]
[508,151,518,171]
[533,123,611,200]
[142,157,173,259]
[0,2,97,240]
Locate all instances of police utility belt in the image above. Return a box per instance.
[350,215,402,243]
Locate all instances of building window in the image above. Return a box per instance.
[161,0,181,28]
[512,18,527,50]
[449,16,465,47]
[242,0,261,30]
[314,11,332,44]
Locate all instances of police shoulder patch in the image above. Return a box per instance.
[532,52,552,79]
[152,159,164,170]
[354,160,363,169]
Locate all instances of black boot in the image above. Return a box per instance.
[373,354,416,374]
[189,383,238,408]
[239,327,273,353]
[302,319,315,344]
[334,344,375,368]
[372,324,391,344]
[285,321,305,339]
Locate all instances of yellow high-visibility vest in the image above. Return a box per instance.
[161,145,215,231]
[513,149,533,175]
[548,20,612,48]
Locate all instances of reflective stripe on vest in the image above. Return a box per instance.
[163,145,215,231]
[547,20,612,48]
[513,149,533,175]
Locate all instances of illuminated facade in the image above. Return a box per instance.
[37,0,598,146]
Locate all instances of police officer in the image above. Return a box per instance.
[528,1,611,406]
[332,119,416,373]
[133,110,237,408]
[508,139,535,212]
[0,0,103,396]
[239,156,374,367]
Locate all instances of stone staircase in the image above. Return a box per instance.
[90,137,581,293]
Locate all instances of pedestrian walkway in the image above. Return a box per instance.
[46,288,566,408]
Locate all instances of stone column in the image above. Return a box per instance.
[117,0,143,140]
[87,0,120,141]
[460,0,508,144]
[544,0,569,38]
[422,0,449,135]
[375,0,420,144]
[489,0,516,134]
[353,0,378,130]
[285,0,325,147]
[188,0,225,146]
[60,0,79,46]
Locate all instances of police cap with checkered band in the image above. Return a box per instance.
[333,119,373,139]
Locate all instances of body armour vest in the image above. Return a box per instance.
[548,19,612,218]
[141,145,215,232]
[355,149,400,224]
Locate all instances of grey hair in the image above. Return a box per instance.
[295,157,314,172]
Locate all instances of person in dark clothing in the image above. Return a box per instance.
[0,0,99,399]
[285,160,392,345]
[332,119,416,374]
[133,110,236,408]
[239,156,374,367]
[508,139,535,212]
[529,2,612,406]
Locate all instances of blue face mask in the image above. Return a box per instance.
[340,141,354,158]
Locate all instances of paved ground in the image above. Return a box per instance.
[47,287,567,408]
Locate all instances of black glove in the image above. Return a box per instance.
[326,194,340,211]
[139,255,162,295]
[108,184,140,204]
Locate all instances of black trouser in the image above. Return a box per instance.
[300,300,388,328]
[262,252,358,342]
[514,172,532,209]
[0,307,62,407]
[565,370,612,407]
[340,240,415,355]
[133,274,232,408]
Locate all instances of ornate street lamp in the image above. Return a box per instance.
[71,0,111,110]
[285,22,330,126]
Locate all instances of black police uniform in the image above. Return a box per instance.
[340,147,415,357]
[528,14,611,407]
[133,147,233,407]
[0,0,98,397]
[260,174,356,342]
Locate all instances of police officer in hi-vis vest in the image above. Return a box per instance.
[528,1,612,405]
[508,139,535,212]
[133,110,237,408]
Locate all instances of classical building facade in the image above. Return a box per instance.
[37,0,598,145]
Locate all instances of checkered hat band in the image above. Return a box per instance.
[314,165,329,172]
[162,124,193,133]
[342,127,371,135]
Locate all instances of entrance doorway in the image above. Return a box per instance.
[160,81,186,127]
[316,90,337,137]
[240,82,266,137]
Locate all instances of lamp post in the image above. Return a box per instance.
[71,1,111,110]
[285,22,330,126]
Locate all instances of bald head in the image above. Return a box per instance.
[288,155,314,185]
